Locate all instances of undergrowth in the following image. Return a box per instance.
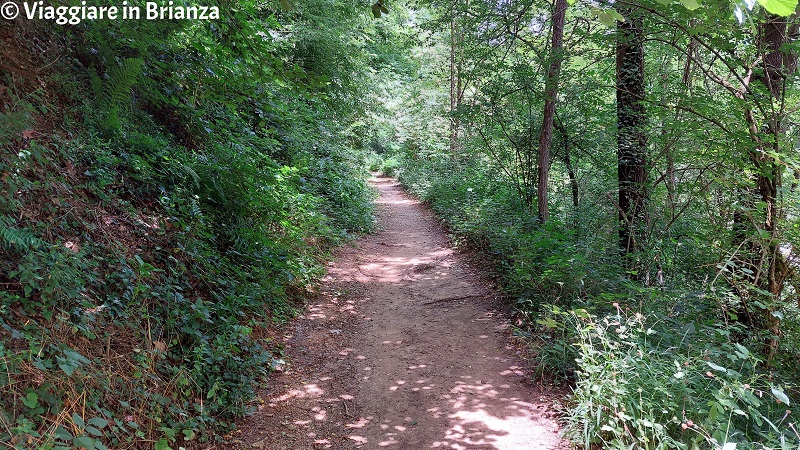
[398,154,800,449]
[0,9,375,449]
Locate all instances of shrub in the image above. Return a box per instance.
[547,305,798,449]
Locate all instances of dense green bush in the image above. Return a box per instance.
[554,305,797,449]
[398,152,799,450]
[0,111,374,447]
[399,155,622,308]
[0,2,379,446]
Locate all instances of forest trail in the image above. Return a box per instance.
[223,175,565,450]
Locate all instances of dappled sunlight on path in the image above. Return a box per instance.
[222,175,564,450]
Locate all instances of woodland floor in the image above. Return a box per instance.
[219,175,566,450]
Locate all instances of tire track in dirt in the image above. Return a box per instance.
[222,175,565,450]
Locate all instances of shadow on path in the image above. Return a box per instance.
[222,175,565,450]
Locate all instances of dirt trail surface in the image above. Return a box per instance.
[223,176,565,450]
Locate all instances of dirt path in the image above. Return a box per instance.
[223,176,565,449]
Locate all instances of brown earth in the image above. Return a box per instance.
[220,175,567,450]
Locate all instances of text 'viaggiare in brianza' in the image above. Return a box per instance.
[1,1,220,24]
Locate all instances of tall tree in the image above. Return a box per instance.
[742,11,798,357]
[616,1,648,256]
[449,0,465,156]
[536,0,568,223]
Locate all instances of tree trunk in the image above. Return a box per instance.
[616,1,648,256]
[746,12,796,359]
[554,118,579,210]
[449,14,459,156]
[536,0,567,224]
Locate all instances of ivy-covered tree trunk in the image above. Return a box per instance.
[616,1,648,256]
[536,0,567,224]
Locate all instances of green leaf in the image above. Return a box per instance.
[687,25,708,36]
[597,11,615,26]
[706,361,728,373]
[21,392,39,409]
[771,386,791,405]
[536,317,559,329]
[154,438,171,450]
[207,381,220,399]
[85,426,103,437]
[608,9,625,21]
[279,0,291,11]
[55,425,73,441]
[72,413,85,428]
[159,426,177,440]
[734,343,751,359]
[57,359,77,376]
[573,308,591,319]
[87,417,108,429]
[757,0,798,16]
[680,0,701,10]
[57,348,90,377]
[73,436,96,450]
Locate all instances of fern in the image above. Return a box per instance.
[103,58,143,108]
[89,58,144,132]
[188,196,203,218]
[0,215,42,251]
[174,161,201,188]
[89,65,103,100]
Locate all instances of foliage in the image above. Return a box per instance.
[559,305,798,449]
[382,0,800,447]
[400,147,800,447]
[0,0,386,446]
[4,0,800,447]
[399,155,621,304]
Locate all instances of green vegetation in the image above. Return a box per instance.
[0,2,384,447]
[372,0,800,448]
[4,0,800,448]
